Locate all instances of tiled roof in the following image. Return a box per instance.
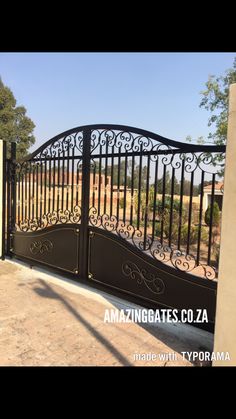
[204,182,223,191]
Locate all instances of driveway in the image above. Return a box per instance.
[0,259,213,366]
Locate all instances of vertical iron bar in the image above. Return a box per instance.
[28,161,31,220]
[92,159,96,209]
[71,146,75,212]
[160,164,166,244]
[36,163,39,221]
[76,160,79,207]
[116,154,121,221]
[130,154,135,225]
[57,151,60,212]
[168,167,175,247]
[110,146,114,217]
[70,146,75,212]
[123,154,128,223]
[79,129,91,279]
[98,145,102,216]
[62,149,65,211]
[32,163,35,220]
[24,161,27,223]
[17,157,20,224]
[1,141,7,259]
[66,144,70,210]
[196,171,205,265]
[143,156,150,251]
[177,157,185,249]
[52,158,55,212]
[48,157,51,214]
[152,157,158,242]
[44,161,47,216]
[11,142,16,235]
[207,174,216,265]
[104,140,108,214]
[6,158,11,255]
[137,145,143,230]
[78,159,82,207]
[186,171,194,254]
[40,160,43,223]
[21,162,24,222]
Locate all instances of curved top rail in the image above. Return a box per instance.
[22,123,226,161]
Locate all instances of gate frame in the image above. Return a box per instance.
[2,124,226,332]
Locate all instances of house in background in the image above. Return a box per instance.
[203,181,224,212]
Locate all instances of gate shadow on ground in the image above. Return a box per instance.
[31,277,213,366]
[32,278,132,366]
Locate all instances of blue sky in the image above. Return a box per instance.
[0,52,235,152]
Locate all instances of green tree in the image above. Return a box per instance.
[134,191,148,222]
[105,160,149,189]
[205,202,220,227]
[200,57,236,145]
[119,196,124,209]
[0,78,35,159]
[154,171,181,195]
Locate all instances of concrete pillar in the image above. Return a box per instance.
[0,140,3,258]
[213,83,236,366]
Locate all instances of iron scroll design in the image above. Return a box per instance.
[25,130,84,161]
[30,239,53,255]
[122,260,165,295]
[18,124,225,162]
[17,206,81,232]
[89,208,217,279]
[89,127,225,157]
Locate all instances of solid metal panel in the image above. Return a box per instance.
[13,225,80,274]
[88,228,216,328]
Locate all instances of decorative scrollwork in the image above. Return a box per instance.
[88,207,217,279]
[16,206,81,232]
[91,129,157,154]
[122,260,165,295]
[30,239,53,255]
[88,128,225,177]
[32,131,83,160]
[151,242,216,279]
[197,151,226,175]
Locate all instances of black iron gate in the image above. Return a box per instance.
[4,124,226,331]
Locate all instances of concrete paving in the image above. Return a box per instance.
[0,259,214,366]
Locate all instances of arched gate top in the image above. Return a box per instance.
[24,123,226,162]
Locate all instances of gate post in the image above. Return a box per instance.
[10,142,16,236]
[79,129,91,279]
[213,83,236,366]
[0,140,6,260]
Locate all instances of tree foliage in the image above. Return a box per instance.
[0,78,36,158]
[152,171,199,196]
[97,160,148,189]
[199,57,236,145]
[205,202,220,227]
